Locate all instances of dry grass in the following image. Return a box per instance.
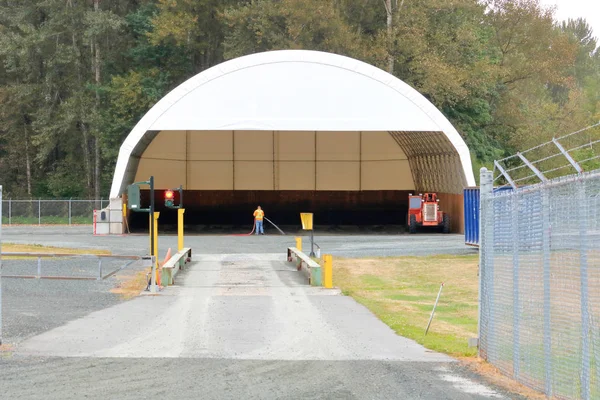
[111,270,150,300]
[334,254,550,398]
[334,254,480,356]
[2,243,110,255]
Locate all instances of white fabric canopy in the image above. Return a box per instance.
[110,50,475,197]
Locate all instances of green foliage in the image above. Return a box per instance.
[0,0,598,198]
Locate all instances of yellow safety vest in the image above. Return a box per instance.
[253,209,264,221]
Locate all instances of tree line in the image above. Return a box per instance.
[0,0,598,198]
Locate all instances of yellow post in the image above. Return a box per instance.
[153,212,160,276]
[122,203,127,217]
[295,236,302,251]
[323,254,333,289]
[178,208,185,252]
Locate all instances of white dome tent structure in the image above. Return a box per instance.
[107,50,475,233]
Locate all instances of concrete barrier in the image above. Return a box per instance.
[287,247,322,286]
[161,247,192,286]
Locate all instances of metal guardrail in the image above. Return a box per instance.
[287,247,322,286]
[0,253,141,280]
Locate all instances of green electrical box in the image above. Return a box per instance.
[127,184,141,210]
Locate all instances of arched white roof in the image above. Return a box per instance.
[110,50,475,198]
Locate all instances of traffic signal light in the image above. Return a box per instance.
[164,190,175,207]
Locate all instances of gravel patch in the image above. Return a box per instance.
[1,277,124,345]
[0,357,525,400]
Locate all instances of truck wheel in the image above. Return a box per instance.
[442,214,450,233]
[409,214,417,234]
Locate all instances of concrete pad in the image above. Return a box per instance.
[18,253,452,362]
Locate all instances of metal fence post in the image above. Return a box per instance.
[69,198,72,226]
[37,256,42,278]
[98,258,103,280]
[512,192,520,380]
[479,167,493,358]
[542,186,553,397]
[578,179,591,400]
[8,198,11,226]
[38,199,41,225]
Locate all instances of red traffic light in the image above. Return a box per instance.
[164,190,174,199]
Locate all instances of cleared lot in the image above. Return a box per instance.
[2,253,523,399]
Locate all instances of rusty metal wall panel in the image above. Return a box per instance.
[437,192,464,233]
[317,131,360,161]
[188,130,233,161]
[188,161,233,190]
[133,190,413,228]
[361,160,414,190]
[131,189,465,232]
[316,161,360,190]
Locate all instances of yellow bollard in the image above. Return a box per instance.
[295,237,302,252]
[153,212,160,281]
[323,254,333,289]
[178,208,185,252]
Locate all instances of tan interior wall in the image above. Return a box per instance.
[316,162,361,190]
[135,158,186,189]
[141,130,186,161]
[316,131,360,161]
[361,160,413,190]
[188,131,233,190]
[135,130,416,191]
[278,161,315,190]
[188,161,233,190]
[276,131,315,161]
[188,130,233,161]
[361,132,414,190]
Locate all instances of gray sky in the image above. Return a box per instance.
[539,0,600,40]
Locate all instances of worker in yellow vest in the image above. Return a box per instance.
[253,206,265,235]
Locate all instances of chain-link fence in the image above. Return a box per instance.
[479,125,600,399]
[1,199,108,225]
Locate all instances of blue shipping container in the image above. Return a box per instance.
[463,186,514,246]
[464,188,480,246]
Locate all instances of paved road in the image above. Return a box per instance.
[3,226,477,257]
[1,253,518,399]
